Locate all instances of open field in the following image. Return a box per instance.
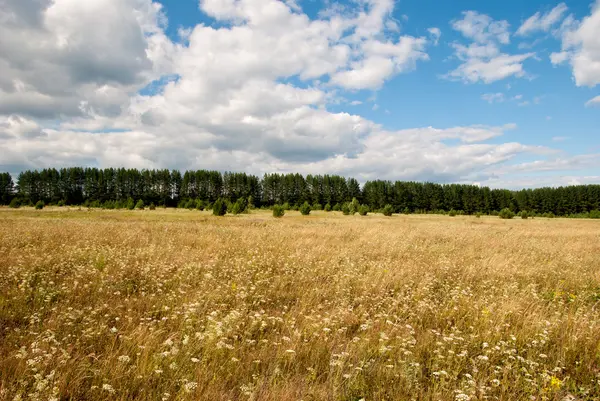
[1,208,600,400]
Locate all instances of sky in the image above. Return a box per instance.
[0,0,599,188]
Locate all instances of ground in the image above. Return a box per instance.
[1,208,599,400]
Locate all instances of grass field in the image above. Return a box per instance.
[1,208,600,400]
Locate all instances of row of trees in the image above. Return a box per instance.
[2,168,600,216]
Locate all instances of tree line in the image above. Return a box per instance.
[1,168,600,217]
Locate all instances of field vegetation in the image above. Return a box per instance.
[1,208,600,400]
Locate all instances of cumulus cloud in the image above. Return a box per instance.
[0,0,177,119]
[446,11,534,83]
[516,3,568,36]
[551,0,600,87]
[0,0,594,188]
[428,27,441,45]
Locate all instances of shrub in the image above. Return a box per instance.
[358,205,369,216]
[324,203,332,212]
[342,203,351,215]
[448,209,457,217]
[231,198,247,215]
[57,200,65,207]
[589,210,600,219]
[282,202,291,211]
[103,200,115,210]
[312,203,323,211]
[195,199,205,211]
[332,203,341,211]
[403,207,411,215]
[520,211,529,219]
[135,199,145,210]
[212,199,227,216]
[149,203,156,210]
[499,208,515,219]
[272,204,285,218]
[35,200,45,210]
[9,198,20,208]
[382,204,394,217]
[349,198,360,215]
[542,212,555,219]
[299,201,311,216]
[475,212,482,218]
[126,197,135,210]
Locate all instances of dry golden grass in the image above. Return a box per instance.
[1,208,600,401]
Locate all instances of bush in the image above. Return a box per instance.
[589,210,600,219]
[448,209,457,217]
[475,212,482,218]
[272,204,285,218]
[149,203,156,210]
[299,201,311,216]
[358,205,369,216]
[542,212,555,219]
[520,211,529,219]
[126,197,135,210]
[312,203,322,211]
[212,199,227,216]
[195,199,205,211]
[403,207,411,215]
[9,198,20,208]
[342,203,351,215]
[332,203,341,211]
[135,199,145,210]
[57,200,65,207]
[231,198,247,215]
[499,208,515,219]
[282,202,291,211]
[349,198,360,215]
[382,204,394,217]
[35,200,45,210]
[324,203,332,212]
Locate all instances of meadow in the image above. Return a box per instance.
[1,208,599,400]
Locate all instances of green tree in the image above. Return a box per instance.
[135,199,145,210]
[212,198,227,216]
[273,204,285,218]
[35,200,45,210]
[499,208,515,219]
[358,204,369,216]
[299,201,311,216]
[382,204,393,216]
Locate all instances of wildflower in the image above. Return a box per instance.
[549,376,563,389]
[285,349,296,354]
[117,355,131,363]
[102,384,115,394]
[191,357,200,363]
[110,327,118,333]
[184,382,198,393]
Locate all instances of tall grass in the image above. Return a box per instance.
[1,208,599,400]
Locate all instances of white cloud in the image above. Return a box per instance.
[0,0,177,119]
[552,136,570,141]
[585,95,600,106]
[447,11,534,83]
[516,3,568,36]
[451,11,510,45]
[481,93,505,103]
[551,0,600,87]
[428,27,441,45]
[0,0,594,187]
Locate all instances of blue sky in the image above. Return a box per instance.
[0,0,599,188]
